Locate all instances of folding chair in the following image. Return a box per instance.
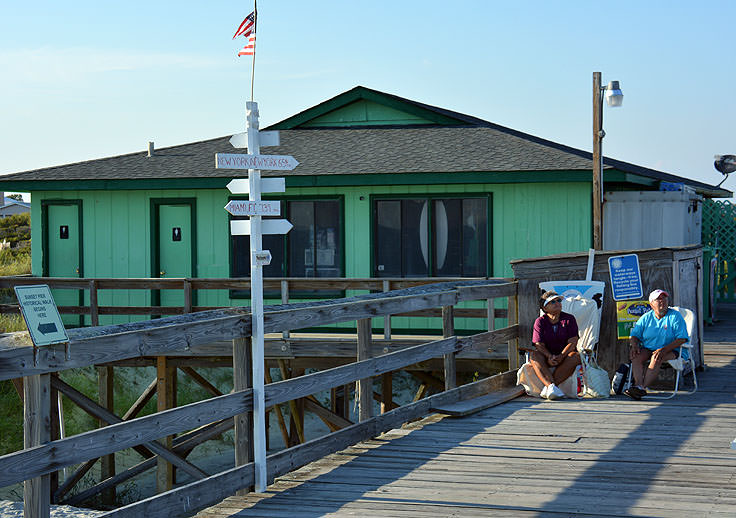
[629,306,698,400]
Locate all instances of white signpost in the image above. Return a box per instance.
[215,153,299,171]
[229,130,280,149]
[224,200,281,217]
[217,102,295,493]
[226,178,285,194]
[230,219,293,235]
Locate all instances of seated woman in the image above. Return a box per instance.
[530,291,582,400]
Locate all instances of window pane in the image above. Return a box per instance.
[462,198,487,276]
[402,199,429,277]
[375,200,401,277]
[287,200,342,278]
[434,199,464,276]
[314,201,341,277]
[288,202,315,277]
[231,217,285,278]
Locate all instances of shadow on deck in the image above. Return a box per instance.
[197,306,736,518]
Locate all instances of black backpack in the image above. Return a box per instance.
[611,363,631,395]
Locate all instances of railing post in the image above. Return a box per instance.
[97,365,115,505]
[487,298,495,333]
[156,356,175,493]
[357,318,373,421]
[233,336,253,495]
[23,373,51,518]
[382,280,391,339]
[507,294,520,370]
[183,279,192,314]
[281,280,290,339]
[442,305,456,390]
[88,280,99,327]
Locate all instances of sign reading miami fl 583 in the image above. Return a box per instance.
[215,153,299,171]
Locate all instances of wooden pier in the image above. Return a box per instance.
[196,305,736,518]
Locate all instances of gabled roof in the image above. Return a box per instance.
[0,86,730,198]
[267,86,485,129]
[1,197,30,209]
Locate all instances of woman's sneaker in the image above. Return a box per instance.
[547,384,565,400]
[540,385,551,399]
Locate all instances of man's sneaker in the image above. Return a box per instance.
[625,386,647,400]
[540,385,551,399]
[547,384,565,400]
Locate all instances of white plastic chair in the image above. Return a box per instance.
[633,306,697,399]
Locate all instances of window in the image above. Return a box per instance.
[373,196,488,277]
[230,199,343,295]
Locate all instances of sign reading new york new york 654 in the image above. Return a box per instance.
[215,153,299,171]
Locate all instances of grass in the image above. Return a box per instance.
[0,245,32,456]
[0,253,30,277]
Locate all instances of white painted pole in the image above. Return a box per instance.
[585,248,595,281]
[246,101,267,492]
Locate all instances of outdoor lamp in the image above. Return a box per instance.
[605,81,624,107]
[592,72,624,250]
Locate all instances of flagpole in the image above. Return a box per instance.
[250,0,257,101]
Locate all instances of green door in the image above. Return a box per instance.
[43,201,83,326]
[154,201,195,309]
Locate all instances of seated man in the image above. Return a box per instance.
[529,291,582,400]
[625,289,689,400]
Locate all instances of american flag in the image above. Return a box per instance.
[233,11,255,39]
[238,34,256,56]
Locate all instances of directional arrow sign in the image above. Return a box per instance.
[215,153,299,171]
[14,285,68,347]
[225,200,281,217]
[231,219,293,235]
[38,322,58,334]
[227,177,285,194]
[229,130,280,149]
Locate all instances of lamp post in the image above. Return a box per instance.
[592,72,623,250]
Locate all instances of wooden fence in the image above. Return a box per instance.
[0,279,520,518]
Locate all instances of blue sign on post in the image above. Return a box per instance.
[608,254,644,301]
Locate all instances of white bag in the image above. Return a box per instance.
[582,353,610,398]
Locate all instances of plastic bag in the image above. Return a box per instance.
[582,353,610,398]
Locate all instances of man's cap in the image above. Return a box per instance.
[648,289,669,303]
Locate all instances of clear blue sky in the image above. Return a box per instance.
[1,1,734,195]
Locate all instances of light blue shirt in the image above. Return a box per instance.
[630,308,689,360]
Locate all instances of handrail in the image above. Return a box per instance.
[0,276,512,320]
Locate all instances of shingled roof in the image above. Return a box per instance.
[1,86,729,197]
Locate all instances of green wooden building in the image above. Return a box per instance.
[0,86,729,328]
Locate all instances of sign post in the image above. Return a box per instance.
[14,285,69,364]
[216,102,295,493]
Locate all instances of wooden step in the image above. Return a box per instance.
[431,386,525,417]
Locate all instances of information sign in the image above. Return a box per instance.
[229,130,280,149]
[615,300,650,339]
[608,254,644,301]
[226,178,285,194]
[230,219,293,235]
[14,285,69,347]
[224,200,281,216]
[215,153,299,171]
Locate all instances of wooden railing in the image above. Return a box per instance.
[0,279,520,518]
[0,277,508,332]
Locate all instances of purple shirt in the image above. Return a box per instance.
[532,311,579,355]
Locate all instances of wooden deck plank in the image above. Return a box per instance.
[196,313,736,518]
